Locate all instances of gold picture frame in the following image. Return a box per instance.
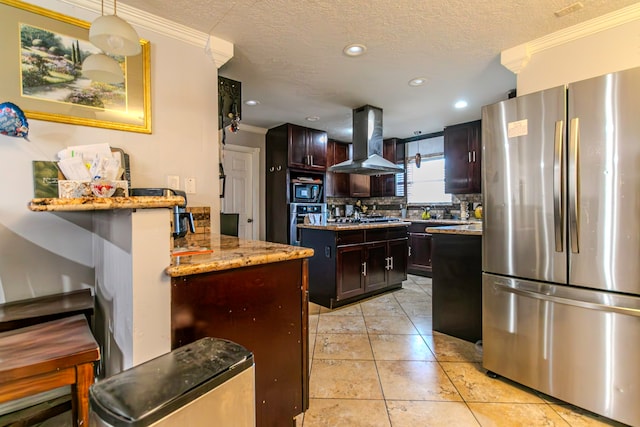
[0,0,151,133]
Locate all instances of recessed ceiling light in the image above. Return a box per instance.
[343,44,367,57]
[408,77,428,87]
[454,100,468,109]
[244,100,260,106]
[306,116,320,122]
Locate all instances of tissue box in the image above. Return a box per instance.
[58,180,129,198]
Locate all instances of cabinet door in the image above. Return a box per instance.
[407,233,433,276]
[350,174,370,197]
[336,245,365,301]
[387,238,408,284]
[371,138,399,197]
[307,129,327,170]
[364,242,388,292]
[326,140,350,197]
[444,120,481,194]
[287,124,308,169]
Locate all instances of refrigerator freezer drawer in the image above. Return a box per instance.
[483,273,640,426]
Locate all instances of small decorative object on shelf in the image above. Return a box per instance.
[90,178,116,197]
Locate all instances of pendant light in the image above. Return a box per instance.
[82,54,124,83]
[89,0,141,56]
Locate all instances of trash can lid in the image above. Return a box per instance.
[90,337,253,426]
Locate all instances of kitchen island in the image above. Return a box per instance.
[168,235,313,427]
[299,221,409,308]
[427,223,482,343]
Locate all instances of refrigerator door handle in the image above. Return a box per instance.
[491,281,640,318]
[569,118,580,253]
[553,120,564,252]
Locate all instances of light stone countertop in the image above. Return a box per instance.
[166,235,314,277]
[411,219,482,225]
[28,196,185,211]
[426,224,483,236]
[298,221,410,231]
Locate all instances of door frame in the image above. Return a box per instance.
[222,144,260,240]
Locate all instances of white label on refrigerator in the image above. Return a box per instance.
[508,119,528,138]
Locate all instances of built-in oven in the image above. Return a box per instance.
[289,203,327,245]
[291,183,322,203]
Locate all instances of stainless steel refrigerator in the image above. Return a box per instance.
[482,66,640,426]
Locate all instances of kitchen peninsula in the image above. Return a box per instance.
[427,223,482,343]
[300,221,409,308]
[29,197,314,427]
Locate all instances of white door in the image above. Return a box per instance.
[222,145,259,239]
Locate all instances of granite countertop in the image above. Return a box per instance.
[28,196,185,212]
[411,219,482,225]
[426,223,483,236]
[166,235,314,277]
[298,221,410,231]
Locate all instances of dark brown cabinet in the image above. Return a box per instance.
[171,258,309,427]
[326,139,350,197]
[350,174,370,198]
[371,138,404,197]
[406,222,454,277]
[408,231,433,276]
[301,226,408,308]
[431,233,482,343]
[444,120,481,194]
[287,124,327,171]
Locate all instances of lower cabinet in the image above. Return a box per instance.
[302,226,408,308]
[407,232,433,276]
[431,233,482,343]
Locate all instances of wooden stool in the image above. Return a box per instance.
[0,315,100,427]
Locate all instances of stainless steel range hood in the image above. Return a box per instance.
[328,105,404,175]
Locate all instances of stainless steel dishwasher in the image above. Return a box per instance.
[90,337,255,426]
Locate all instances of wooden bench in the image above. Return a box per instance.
[0,315,100,427]
[0,288,94,333]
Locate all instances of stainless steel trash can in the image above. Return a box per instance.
[90,337,255,426]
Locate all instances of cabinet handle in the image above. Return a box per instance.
[468,152,472,163]
[473,151,476,162]
[362,262,367,276]
[310,154,314,166]
[408,246,412,257]
[276,165,282,171]
[269,166,274,172]
[390,256,394,270]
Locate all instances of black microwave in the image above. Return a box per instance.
[292,183,322,202]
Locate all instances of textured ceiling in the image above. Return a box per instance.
[120,0,638,140]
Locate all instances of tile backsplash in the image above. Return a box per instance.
[172,206,210,249]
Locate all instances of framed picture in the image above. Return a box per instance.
[0,0,151,133]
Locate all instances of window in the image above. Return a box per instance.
[407,155,451,204]
[403,136,451,204]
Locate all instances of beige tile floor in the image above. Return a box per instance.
[297,274,627,427]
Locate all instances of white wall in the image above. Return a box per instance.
[516,19,640,94]
[0,0,220,303]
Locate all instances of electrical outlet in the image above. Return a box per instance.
[167,175,179,189]
[185,177,197,194]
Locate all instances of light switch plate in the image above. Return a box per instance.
[185,177,196,194]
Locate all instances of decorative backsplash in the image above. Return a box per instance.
[172,206,211,249]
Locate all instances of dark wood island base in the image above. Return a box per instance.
[171,258,309,427]
[300,223,409,309]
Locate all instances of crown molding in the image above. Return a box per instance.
[57,0,233,68]
[502,2,640,74]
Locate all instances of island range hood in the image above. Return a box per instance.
[328,105,404,175]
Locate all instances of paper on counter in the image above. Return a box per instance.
[57,143,112,162]
[58,157,92,181]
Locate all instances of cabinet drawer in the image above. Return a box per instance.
[366,227,408,242]
[336,230,365,245]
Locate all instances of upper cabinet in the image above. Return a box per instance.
[371,138,404,197]
[326,140,350,197]
[444,120,481,194]
[287,124,327,171]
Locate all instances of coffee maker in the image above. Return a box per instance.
[171,189,195,238]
